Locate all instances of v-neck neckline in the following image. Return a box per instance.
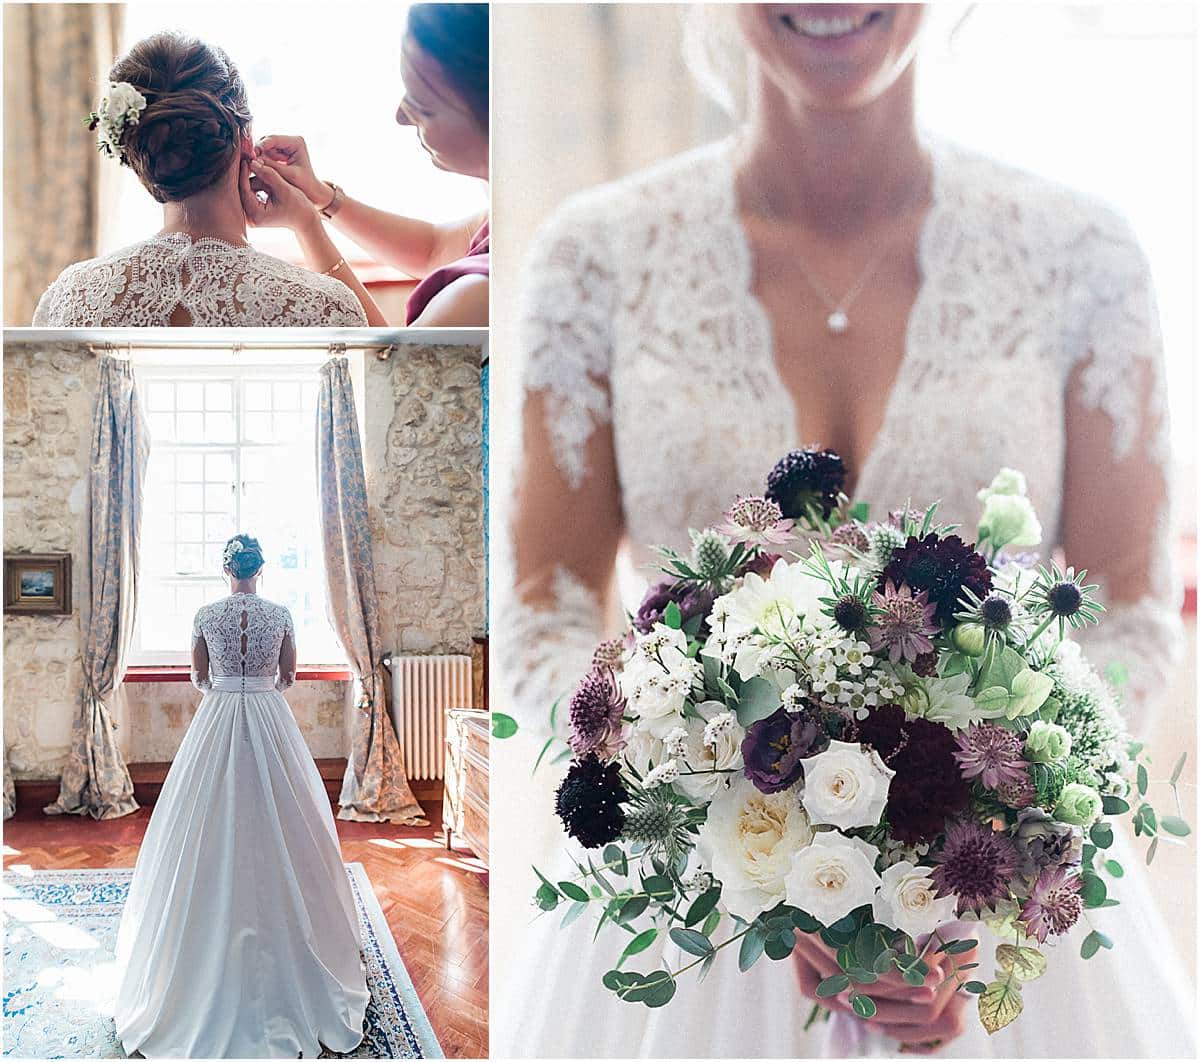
[716,133,950,502]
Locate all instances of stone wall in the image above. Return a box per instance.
[366,346,486,655]
[4,342,485,780]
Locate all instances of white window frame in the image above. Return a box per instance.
[130,356,346,667]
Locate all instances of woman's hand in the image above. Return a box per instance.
[238,158,321,234]
[793,933,977,1054]
[255,134,331,207]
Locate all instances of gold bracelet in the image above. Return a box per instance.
[322,257,346,276]
[319,180,345,219]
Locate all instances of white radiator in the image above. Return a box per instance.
[385,653,473,782]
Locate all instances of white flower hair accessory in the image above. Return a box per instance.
[223,539,246,565]
[87,82,148,160]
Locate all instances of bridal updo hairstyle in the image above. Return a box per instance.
[109,31,251,203]
[223,534,264,581]
[406,4,489,129]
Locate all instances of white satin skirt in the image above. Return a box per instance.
[493,733,1196,1059]
[113,675,369,1058]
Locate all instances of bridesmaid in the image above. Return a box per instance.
[253,2,488,326]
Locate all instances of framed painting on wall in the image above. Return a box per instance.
[4,553,72,615]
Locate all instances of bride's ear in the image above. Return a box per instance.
[238,128,255,161]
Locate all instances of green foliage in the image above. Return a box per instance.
[491,712,518,738]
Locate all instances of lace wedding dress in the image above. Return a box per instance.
[493,136,1193,1057]
[113,593,368,1058]
[32,232,367,326]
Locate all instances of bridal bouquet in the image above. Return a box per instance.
[535,450,1188,1034]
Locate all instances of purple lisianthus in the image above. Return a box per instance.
[741,705,825,794]
[633,580,715,634]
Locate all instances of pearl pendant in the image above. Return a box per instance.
[827,310,849,335]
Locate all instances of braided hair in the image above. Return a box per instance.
[108,31,252,203]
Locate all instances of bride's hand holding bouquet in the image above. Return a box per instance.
[533,448,1190,1044]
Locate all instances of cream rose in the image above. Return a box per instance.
[697,776,814,920]
[674,704,744,803]
[800,740,894,830]
[784,832,882,926]
[871,860,958,939]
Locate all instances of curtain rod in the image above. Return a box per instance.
[87,342,398,360]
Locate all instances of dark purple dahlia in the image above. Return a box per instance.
[741,705,826,794]
[854,704,969,845]
[765,448,847,521]
[880,533,993,628]
[632,580,715,635]
[555,755,628,849]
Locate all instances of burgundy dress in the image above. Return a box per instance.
[405,219,489,324]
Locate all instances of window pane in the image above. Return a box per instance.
[205,382,233,410]
[147,382,174,412]
[148,411,175,442]
[245,382,271,410]
[205,452,233,482]
[274,381,301,411]
[244,410,272,442]
[176,484,203,512]
[177,453,203,481]
[176,382,203,412]
[177,411,204,440]
[205,411,236,443]
[176,544,203,574]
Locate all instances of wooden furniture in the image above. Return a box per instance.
[443,708,489,865]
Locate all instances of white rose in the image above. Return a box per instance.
[675,704,744,802]
[697,776,814,920]
[785,832,882,927]
[871,861,958,939]
[622,728,663,776]
[800,740,894,830]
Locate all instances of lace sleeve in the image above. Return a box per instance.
[190,612,212,692]
[276,608,297,692]
[31,280,57,326]
[1059,205,1183,725]
[495,194,624,732]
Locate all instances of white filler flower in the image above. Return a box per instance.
[800,740,894,830]
[697,776,814,920]
[785,831,882,926]
[871,860,958,939]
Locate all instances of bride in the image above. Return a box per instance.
[496,3,1192,1057]
[32,31,370,328]
[113,535,368,1058]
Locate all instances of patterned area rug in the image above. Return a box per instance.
[3,864,443,1059]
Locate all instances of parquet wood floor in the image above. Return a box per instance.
[3,800,488,1059]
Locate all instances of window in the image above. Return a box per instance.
[106,2,487,271]
[133,358,345,666]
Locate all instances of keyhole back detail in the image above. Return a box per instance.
[239,608,249,673]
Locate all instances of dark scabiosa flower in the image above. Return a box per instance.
[555,755,628,849]
[880,533,993,628]
[765,448,846,521]
[832,593,871,636]
[912,651,940,678]
[741,705,825,794]
[632,580,715,634]
[854,704,969,844]
[1019,865,1084,943]
[931,819,1020,915]
[737,551,782,579]
[953,724,1029,791]
[567,669,626,761]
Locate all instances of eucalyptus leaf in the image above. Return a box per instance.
[619,928,658,966]
[491,712,518,739]
[851,994,877,1019]
[558,880,589,903]
[735,677,783,727]
[1171,752,1187,786]
[1161,815,1191,837]
[738,925,767,972]
[669,927,715,958]
[816,974,851,998]
[685,886,722,927]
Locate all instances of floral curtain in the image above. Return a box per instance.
[3,4,124,324]
[317,357,426,825]
[3,750,15,820]
[45,356,148,820]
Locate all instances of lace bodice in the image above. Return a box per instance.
[32,232,366,327]
[191,593,295,692]
[500,136,1182,729]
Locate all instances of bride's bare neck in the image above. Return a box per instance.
[158,164,249,245]
[736,65,928,234]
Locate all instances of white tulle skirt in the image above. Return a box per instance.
[113,676,369,1058]
[493,733,1196,1059]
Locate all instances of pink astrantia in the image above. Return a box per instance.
[954,723,1029,791]
[868,581,938,664]
[1019,865,1084,943]
[715,496,796,549]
